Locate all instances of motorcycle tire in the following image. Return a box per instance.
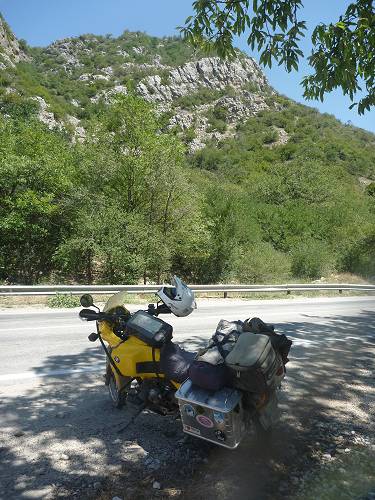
[108,372,128,409]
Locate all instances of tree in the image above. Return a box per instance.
[0,117,74,283]
[55,95,204,284]
[181,0,375,114]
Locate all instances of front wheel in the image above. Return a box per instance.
[107,371,128,409]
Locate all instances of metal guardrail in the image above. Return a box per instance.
[0,283,374,296]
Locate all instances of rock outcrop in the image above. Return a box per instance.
[137,57,267,104]
[135,56,271,150]
[30,96,62,130]
[90,84,128,104]
[0,16,29,68]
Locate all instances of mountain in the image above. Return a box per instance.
[0,15,374,285]
[1,16,373,161]
[0,19,275,151]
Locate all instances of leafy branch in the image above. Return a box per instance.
[180,0,375,113]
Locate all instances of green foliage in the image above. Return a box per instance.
[173,87,228,109]
[291,240,333,279]
[47,293,80,308]
[261,129,278,144]
[190,102,375,281]
[0,116,75,284]
[182,126,196,143]
[52,95,203,284]
[227,243,291,283]
[0,92,39,119]
[181,0,374,113]
[303,1,375,114]
[0,23,374,286]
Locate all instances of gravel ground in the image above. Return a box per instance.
[1,306,374,500]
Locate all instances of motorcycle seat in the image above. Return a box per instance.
[160,341,196,384]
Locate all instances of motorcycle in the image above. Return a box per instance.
[79,277,289,449]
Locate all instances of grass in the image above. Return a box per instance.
[0,293,157,309]
[293,445,375,500]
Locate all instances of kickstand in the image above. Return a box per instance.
[117,403,147,433]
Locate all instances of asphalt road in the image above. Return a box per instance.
[0,296,374,500]
[0,296,374,389]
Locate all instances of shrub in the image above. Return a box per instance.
[366,182,375,197]
[0,94,39,119]
[262,129,278,144]
[47,293,80,308]
[183,126,196,143]
[207,116,227,133]
[291,240,333,280]
[227,243,291,283]
[174,87,225,109]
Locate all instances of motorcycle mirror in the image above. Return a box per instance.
[80,294,94,307]
[79,308,98,321]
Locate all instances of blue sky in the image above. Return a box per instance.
[1,0,374,133]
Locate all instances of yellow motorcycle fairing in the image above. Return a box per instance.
[98,295,180,389]
[100,319,162,378]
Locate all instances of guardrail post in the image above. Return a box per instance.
[339,289,342,294]
[223,291,228,299]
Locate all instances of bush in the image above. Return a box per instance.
[366,182,375,197]
[212,104,228,121]
[227,243,291,283]
[47,293,80,308]
[262,129,278,144]
[207,117,227,133]
[291,240,333,280]
[0,94,39,119]
[183,126,196,143]
[174,87,225,109]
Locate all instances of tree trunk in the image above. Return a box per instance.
[86,248,93,284]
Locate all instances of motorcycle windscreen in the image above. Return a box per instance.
[103,291,130,313]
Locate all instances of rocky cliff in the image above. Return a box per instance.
[0,15,28,68]
[136,56,267,103]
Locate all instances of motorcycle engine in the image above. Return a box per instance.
[129,379,178,416]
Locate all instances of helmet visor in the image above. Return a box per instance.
[163,286,177,300]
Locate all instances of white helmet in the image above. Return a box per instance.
[156,276,196,317]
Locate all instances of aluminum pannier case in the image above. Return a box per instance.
[175,379,246,449]
[225,333,282,393]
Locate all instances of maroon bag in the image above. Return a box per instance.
[188,360,233,391]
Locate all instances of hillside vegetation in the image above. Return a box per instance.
[0,18,374,285]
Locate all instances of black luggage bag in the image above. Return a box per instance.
[225,333,282,393]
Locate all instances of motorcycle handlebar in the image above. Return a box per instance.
[79,309,100,321]
[79,308,129,324]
